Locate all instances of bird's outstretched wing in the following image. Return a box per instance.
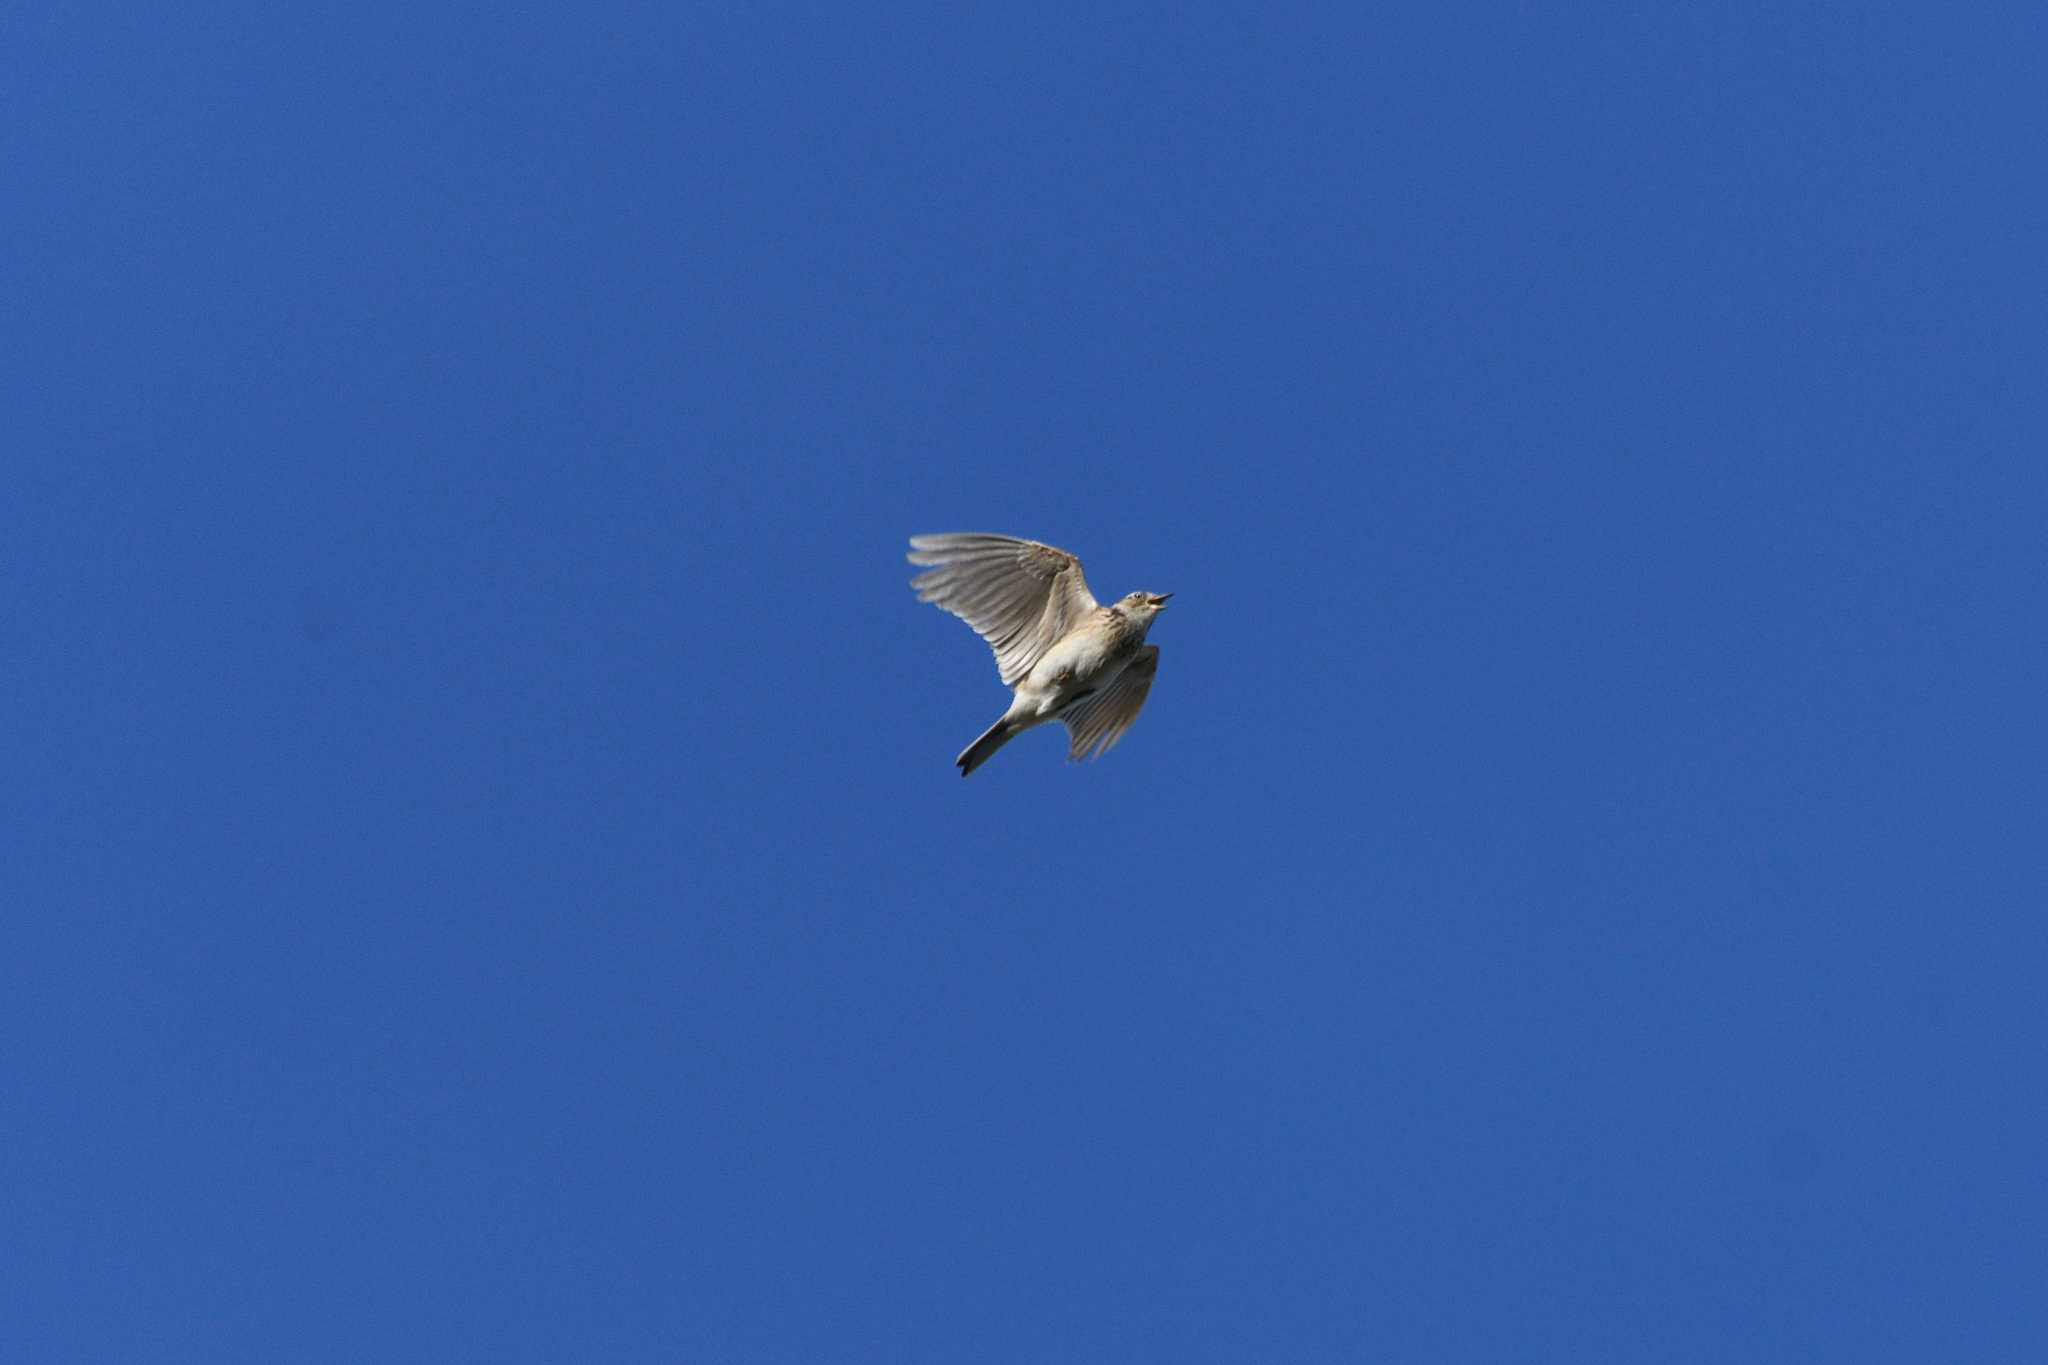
[1061,645,1159,760]
[907,533,1099,686]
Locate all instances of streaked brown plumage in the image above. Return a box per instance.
[908,533,1171,775]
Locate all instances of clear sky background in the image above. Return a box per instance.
[9,4,2045,1362]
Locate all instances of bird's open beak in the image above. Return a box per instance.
[1151,593,1173,607]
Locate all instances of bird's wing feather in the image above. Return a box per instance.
[907,533,1099,686]
[1061,645,1159,760]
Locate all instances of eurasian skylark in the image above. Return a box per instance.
[907,533,1171,776]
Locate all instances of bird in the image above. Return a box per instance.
[907,532,1171,776]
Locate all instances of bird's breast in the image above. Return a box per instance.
[1022,620,1141,702]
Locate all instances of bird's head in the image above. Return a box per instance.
[1119,591,1173,621]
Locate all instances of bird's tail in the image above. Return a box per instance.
[955,717,1016,777]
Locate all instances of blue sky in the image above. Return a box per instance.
[9,4,2045,1361]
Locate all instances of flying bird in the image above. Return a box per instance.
[907,533,1171,776]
